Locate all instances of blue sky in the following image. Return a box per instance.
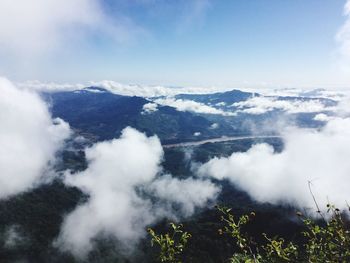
[0,0,349,88]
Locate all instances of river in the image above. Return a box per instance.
[163,135,281,148]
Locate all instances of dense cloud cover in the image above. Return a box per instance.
[56,127,219,258]
[0,77,70,198]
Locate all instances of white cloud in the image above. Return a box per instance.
[332,96,350,116]
[0,0,143,59]
[215,102,226,106]
[93,80,234,98]
[56,127,218,258]
[147,174,219,217]
[233,96,332,115]
[336,0,350,73]
[141,102,158,114]
[198,117,350,211]
[313,96,350,121]
[19,80,350,102]
[313,113,334,122]
[154,97,236,116]
[19,80,232,97]
[55,127,163,257]
[18,80,86,93]
[209,123,219,129]
[0,77,70,198]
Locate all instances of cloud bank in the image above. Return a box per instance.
[56,127,219,258]
[19,80,232,97]
[232,96,333,115]
[154,97,235,116]
[0,77,70,199]
[198,117,350,211]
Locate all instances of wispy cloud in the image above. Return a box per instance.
[0,0,144,60]
[176,0,211,33]
[336,0,350,72]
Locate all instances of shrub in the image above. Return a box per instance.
[149,204,350,263]
[148,223,191,263]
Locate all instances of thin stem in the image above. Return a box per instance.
[308,180,326,223]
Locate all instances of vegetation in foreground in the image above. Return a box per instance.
[149,204,350,263]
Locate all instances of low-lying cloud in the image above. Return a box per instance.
[0,77,70,199]
[146,174,218,217]
[232,96,333,115]
[56,127,219,258]
[155,97,236,116]
[19,80,231,98]
[19,80,350,103]
[197,116,350,212]
[141,102,158,114]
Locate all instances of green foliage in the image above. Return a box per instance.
[301,204,350,262]
[148,223,191,263]
[150,205,350,263]
[261,234,298,262]
[218,206,298,263]
[219,204,350,262]
[217,207,257,262]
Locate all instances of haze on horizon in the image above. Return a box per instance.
[0,0,350,89]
